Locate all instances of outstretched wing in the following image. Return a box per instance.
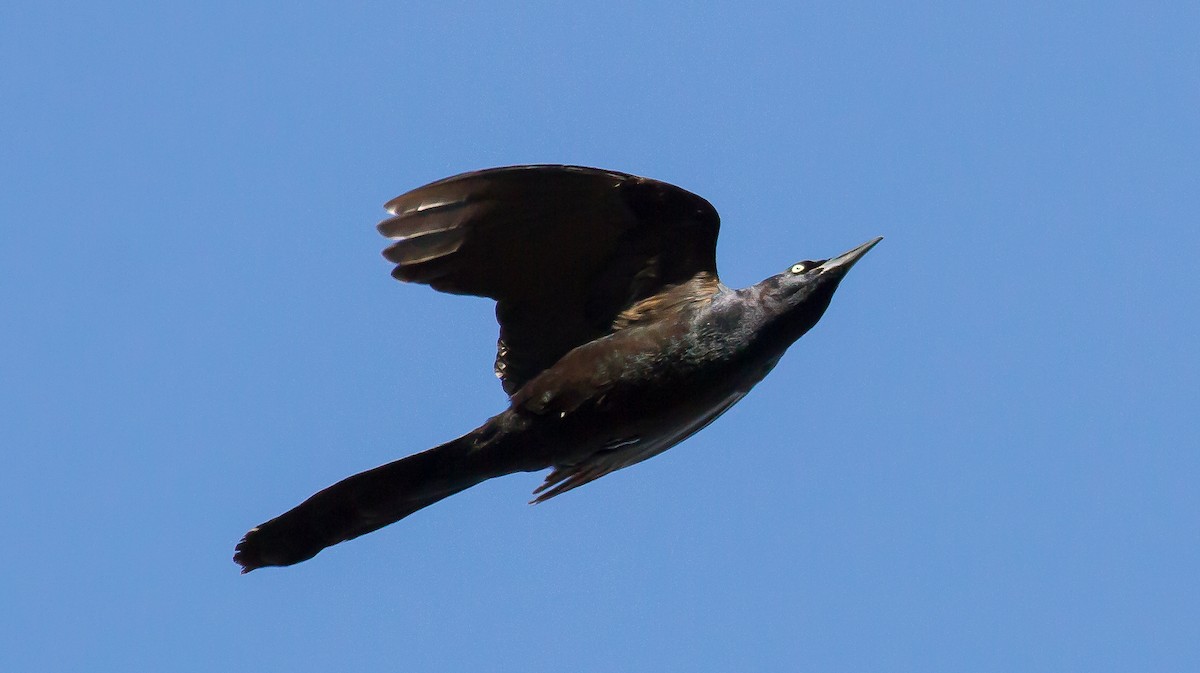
[378,165,720,395]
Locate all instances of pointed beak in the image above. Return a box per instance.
[817,237,883,277]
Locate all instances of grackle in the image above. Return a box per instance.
[234,165,880,572]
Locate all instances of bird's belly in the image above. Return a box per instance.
[524,380,750,501]
[557,368,755,471]
[516,343,785,500]
[612,388,747,466]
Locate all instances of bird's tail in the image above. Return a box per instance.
[234,422,524,572]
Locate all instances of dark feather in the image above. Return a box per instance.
[377,165,720,395]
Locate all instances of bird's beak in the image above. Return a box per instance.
[817,237,883,277]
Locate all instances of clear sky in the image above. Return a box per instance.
[3,2,1197,671]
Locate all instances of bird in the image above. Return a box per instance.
[233,164,880,572]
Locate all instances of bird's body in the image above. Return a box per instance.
[234,165,880,572]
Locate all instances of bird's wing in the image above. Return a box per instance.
[378,165,720,395]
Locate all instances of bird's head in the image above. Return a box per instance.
[757,236,882,343]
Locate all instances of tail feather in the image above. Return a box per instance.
[235,431,498,572]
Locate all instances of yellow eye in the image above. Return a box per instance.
[790,263,807,274]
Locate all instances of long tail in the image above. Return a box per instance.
[234,420,530,572]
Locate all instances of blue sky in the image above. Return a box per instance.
[3,2,1197,671]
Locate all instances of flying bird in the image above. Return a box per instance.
[234,165,880,572]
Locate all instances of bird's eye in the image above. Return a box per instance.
[790,263,807,274]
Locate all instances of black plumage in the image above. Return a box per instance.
[234,165,880,572]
